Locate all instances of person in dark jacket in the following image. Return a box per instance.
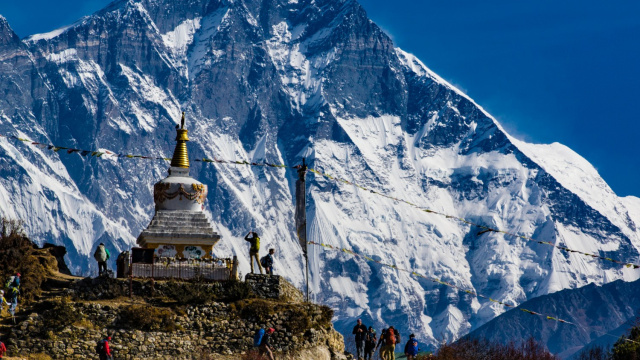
[244,232,263,274]
[364,326,377,360]
[352,318,368,360]
[264,248,275,275]
[375,328,387,359]
[404,334,419,360]
[259,327,275,360]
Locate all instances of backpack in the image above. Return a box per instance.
[4,276,15,289]
[94,246,107,262]
[394,329,401,344]
[385,328,396,345]
[96,339,107,354]
[408,339,419,355]
[253,328,265,347]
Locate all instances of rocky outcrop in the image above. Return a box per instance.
[245,273,305,303]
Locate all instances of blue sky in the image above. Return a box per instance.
[1,0,638,196]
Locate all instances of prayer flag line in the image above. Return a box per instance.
[3,132,638,270]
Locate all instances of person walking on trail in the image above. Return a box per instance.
[376,328,387,360]
[379,325,397,360]
[404,334,419,360]
[353,318,368,360]
[94,243,110,276]
[96,335,113,360]
[258,327,275,360]
[262,248,275,275]
[5,273,20,319]
[364,326,377,360]
[245,231,263,274]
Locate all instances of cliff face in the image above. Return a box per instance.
[0,0,639,348]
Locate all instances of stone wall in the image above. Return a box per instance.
[245,274,304,303]
[7,301,343,360]
[72,274,304,303]
[5,276,347,360]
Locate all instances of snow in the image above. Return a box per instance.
[162,18,202,59]
[27,24,75,41]
[45,49,78,64]
[119,64,181,132]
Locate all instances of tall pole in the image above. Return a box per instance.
[295,158,309,302]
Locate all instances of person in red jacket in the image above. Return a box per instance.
[97,336,112,360]
[0,339,7,358]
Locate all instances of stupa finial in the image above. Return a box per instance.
[170,112,190,168]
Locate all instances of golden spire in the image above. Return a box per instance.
[170,112,190,168]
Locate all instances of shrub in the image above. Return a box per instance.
[576,346,610,360]
[161,278,251,305]
[118,304,177,332]
[427,337,558,360]
[236,299,273,323]
[610,320,640,360]
[0,218,55,304]
[221,279,252,302]
[42,298,81,331]
[162,278,217,305]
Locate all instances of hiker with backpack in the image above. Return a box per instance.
[5,273,20,318]
[379,325,397,360]
[352,318,368,360]
[364,326,377,360]
[404,334,419,360]
[258,327,275,360]
[96,335,112,360]
[261,248,276,275]
[0,338,6,358]
[244,231,263,274]
[94,243,110,276]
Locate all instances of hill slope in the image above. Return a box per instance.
[466,278,640,358]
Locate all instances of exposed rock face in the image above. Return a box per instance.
[0,0,639,349]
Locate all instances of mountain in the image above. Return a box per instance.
[0,0,639,349]
[466,278,640,358]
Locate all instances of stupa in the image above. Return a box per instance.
[136,113,220,259]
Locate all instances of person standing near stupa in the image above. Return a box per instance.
[245,231,263,274]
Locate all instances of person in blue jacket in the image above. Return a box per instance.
[404,333,419,360]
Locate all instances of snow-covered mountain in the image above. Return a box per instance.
[0,0,639,348]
